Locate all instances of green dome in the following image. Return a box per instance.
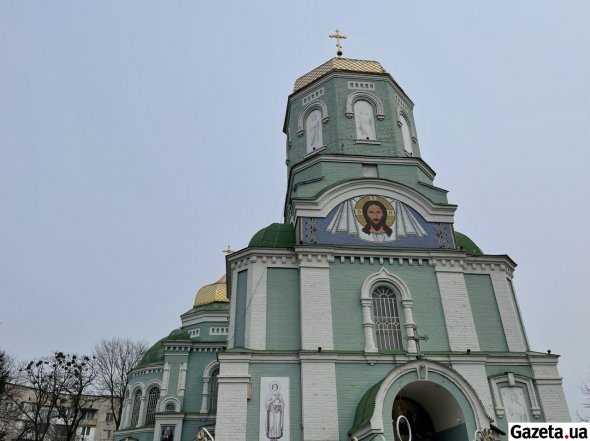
[138,340,164,367]
[454,231,483,255]
[137,329,191,367]
[249,223,296,248]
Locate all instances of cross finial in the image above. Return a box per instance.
[222,245,234,254]
[329,28,347,57]
[408,325,429,359]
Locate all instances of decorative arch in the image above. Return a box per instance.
[360,268,416,353]
[129,381,145,396]
[397,110,415,155]
[144,378,162,391]
[297,100,329,136]
[350,360,493,440]
[345,91,385,120]
[291,179,457,223]
[200,361,221,413]
[160,397,181,412]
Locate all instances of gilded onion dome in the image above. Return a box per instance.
[193,275,229,307]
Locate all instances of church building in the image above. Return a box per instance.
[115,53,570,441]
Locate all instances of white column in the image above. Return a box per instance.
[402,299,417,353]
[532,362,571,421]
[435,265,480,351]
[299,254,334,350]
[137,396,147,427]
[245,260,267,350]
[161,362,170,396]
[200,377,210,413]
[215,355,251,441]
[489,271,527,352]
[361,298,377,352]
[301,355,340,441]
[121,399,131,429]
[177,362,187,396]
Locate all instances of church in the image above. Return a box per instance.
[114,49,570,441]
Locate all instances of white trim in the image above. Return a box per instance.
[177,362,187,396]
[345,91,385,120]
[245,262,267,350]
[297,99,329,136]
[360,268,416,353]
[351,360,492,440]
[200,361,220,414]
[289,71,414,109]
[159,397,181,412]
[489,373,541,420]
[290,154,436,181]
[291,179,456,222]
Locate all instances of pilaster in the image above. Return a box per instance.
[300,354,340,441]
[434,260,480,351]
[298,252,334,350]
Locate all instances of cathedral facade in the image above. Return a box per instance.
[115,57,569,441]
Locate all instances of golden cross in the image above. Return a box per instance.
[222,245,234,254]
[329,28,347,57]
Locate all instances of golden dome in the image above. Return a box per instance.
[193,275,229,307]
[293,58,387,92]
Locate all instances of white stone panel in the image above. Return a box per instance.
[216,381,249,441]
[301,362,340,441]
[489,272,527,351]
[216,359,250,441]
[452,362,494,417]
[300,265,334,350]
[246,262,267,350]
[436,271,480,351]
[536,383,571,421]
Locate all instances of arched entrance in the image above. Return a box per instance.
[349,360,492,441]
[392,381,469,441]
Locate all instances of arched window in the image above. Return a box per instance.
[306,109,323,153]
[354,100,376,140]
[208,367,220,413]
[165,402,176,412]
[372,285,403,350]
[400,115,413,155]
[130,389,142,427]
[145,386,160,426]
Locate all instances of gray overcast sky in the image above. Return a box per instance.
[1,0,588,419]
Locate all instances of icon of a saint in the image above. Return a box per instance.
[265,382,284,440]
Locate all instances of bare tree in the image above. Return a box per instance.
[579,380,590,422]
[4,352,96,441]
[93,338,148,429]
[0,349,18,441]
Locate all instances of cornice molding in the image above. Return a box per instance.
[290,154,436,181]
[291,179,456,222]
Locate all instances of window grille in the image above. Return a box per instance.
[145,386,160,426]
[130,390,141,427]
[208,367,220,413]
[165,402,176,412]
[372,286,403,350]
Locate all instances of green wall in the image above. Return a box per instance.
[330,260,449,352]
[336,363,397,440]
[267,268,301,350]
[234,270,247,348]
[465,274,508,351]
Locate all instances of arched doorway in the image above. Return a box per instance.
[392,381,469,441]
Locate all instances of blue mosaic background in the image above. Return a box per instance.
[300,203,454,249]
